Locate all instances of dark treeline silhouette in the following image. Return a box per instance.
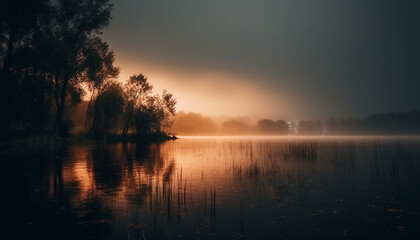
[171,111,218,134]
[222,119,252,134]
[325,112,420,135]
[0,0,176,140]
[171,111,420,136]
[257,119,289,135]
[85,75,176,140]
[297,120,323,135]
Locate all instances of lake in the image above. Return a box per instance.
[1,136,420,239]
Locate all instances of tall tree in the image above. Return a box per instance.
[0,0,46,77]
[89,81,124,139]
[0,0,48,133]
[0,0,119,136]
[45,0,119,135]
[121,74,152,137]
[140,90,176,134]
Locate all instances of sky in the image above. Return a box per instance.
[103,0,420,120]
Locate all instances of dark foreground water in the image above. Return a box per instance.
[1,136,420,239]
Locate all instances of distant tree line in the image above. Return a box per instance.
[255,112,420,135]
[171,111,217,134]
[257,119,289,134]
[171,112,420,136]
[325,112,420,135]
[0,0,176,140]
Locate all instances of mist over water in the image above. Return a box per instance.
[2,2,420,239]
[1,136,420,239]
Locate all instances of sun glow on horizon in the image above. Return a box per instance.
[114,58,296,119]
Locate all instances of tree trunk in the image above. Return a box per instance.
[55,78,68,136]
[122,115,132,138]
[122,123,129,138]
[89,114,97,134]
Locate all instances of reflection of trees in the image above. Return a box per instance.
[139,143,164,175]
[91,145,123,191]
[53,150,64,202]
[2,145,115,239]
[122,143,150,205]
[2,142,179,239]
[116,142,176,206]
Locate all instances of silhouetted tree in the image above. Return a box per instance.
[44,0,119,135]
[171,111,218,134]
[257,119,289,134]
[1,0,180,140]
[147,90,177,133]
[0,0,49,134]
[222,120,250,134]
[0,0,47,81]
[134,109,153,137]
[325,112,420,135]
[135,90,176,137]
[89,81,124,139]
[0,0,119,137]
[121,74,152,137]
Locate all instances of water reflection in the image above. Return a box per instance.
[1,137,420,239]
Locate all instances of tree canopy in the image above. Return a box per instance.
[0,0,177,141]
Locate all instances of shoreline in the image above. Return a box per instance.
[0,133,178,147]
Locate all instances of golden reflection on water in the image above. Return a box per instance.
[71,148,94,199]
[41,136,420,239]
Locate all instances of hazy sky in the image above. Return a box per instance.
[103,0,420,120]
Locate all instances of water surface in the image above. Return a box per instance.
[1,136,420,239]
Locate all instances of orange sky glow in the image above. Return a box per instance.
[114,55,298,120]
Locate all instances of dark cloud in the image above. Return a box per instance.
[104,0,420,119]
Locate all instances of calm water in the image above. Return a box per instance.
[1,136,420,239]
